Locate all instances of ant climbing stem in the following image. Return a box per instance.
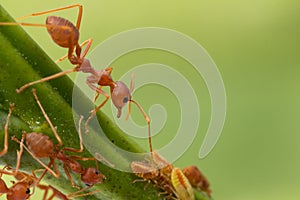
[0,4,93,93]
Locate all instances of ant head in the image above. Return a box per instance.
[111,81,131,118]
[7,182,31,200]
[81,167,106,186]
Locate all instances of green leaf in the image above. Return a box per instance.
[0,5,212,200]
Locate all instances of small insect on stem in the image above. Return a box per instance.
[131,151,195,200]
[171,167,195,200]
[0,4,93,93]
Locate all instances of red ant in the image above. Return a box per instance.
[0,4,93,93]
[12,89,106,192]
[79,59,153,158]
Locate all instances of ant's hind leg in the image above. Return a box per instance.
[16,4,83,29]
[0,104,14,157]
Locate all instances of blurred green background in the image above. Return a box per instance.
[1,0,300,199]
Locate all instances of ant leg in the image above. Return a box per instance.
[84,84,110,132]
[36,158,59,185]
[41,185,69,200]
[0,21,48,27]
[0,134,23,177]
[37,184,50,200]
[14,133,25,174]
[55,38,93,65]
[0,104,14,156]
[16,68,77,93]
[63,164,79,189]
[79,39,93,60]
[69,38,93,65]
[85,93,110,133]
[93,86,103,103]
[32,89,63,147]
[68,185,100,199]
[15,4,83,30]
[62,116,84,153]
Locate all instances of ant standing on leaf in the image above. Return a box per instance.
[11,89,106,193]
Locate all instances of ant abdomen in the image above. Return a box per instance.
[46,16,79,48]
[26,132,54,158]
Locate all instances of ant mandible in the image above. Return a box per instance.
[12,89,106,191]
[0,4,92,93]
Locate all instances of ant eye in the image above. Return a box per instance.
[26,188,30,194]
[123,97,129,103]
[95,170,99,175]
